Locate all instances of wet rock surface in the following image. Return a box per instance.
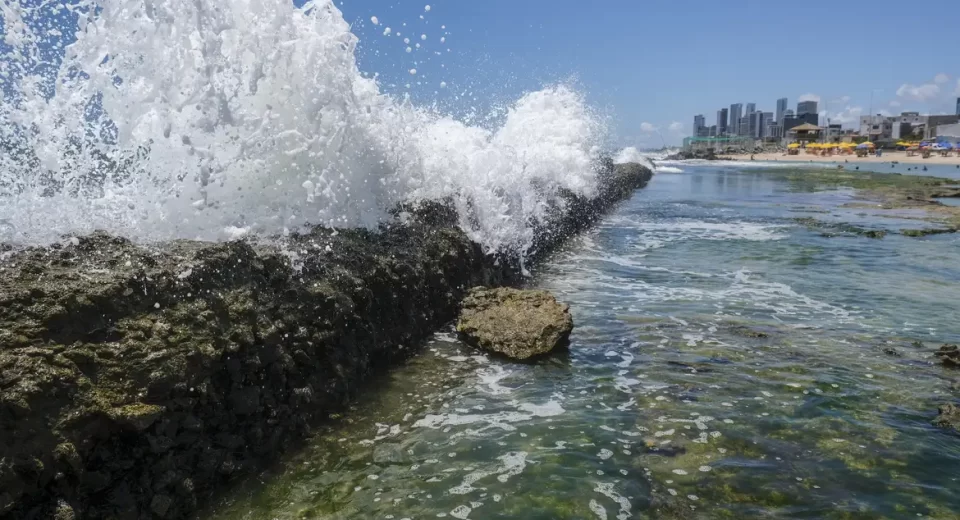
[932,403,960,431]
[936,344,960,368]
[455,287,574,360]
[0,162,652,519]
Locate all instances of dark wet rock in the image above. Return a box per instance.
[901,227,957,237]
[456,287,573,360]
[794,217,887,239]
[149,493,173,519]
[880,346,902,357]
[0,161,653,519]
[108,403,165,431]
[52,500,75,520]
[727,324,770,339]
[932,403,960,431]
[936,345,960,368]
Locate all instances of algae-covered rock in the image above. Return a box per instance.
[0,161,652,519]
[932,403,960,431]
[901,227,957,237]
[935,344,960,368]
[456,287,573,360]
[108,403,164,431]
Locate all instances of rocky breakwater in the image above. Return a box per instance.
[0,161,652,519]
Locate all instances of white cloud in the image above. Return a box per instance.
[668,121,683,132]
[934,73,950,85]
[889,100,901,108]
[639,122,658,133]
[838,95,851,103]
[896,82,941,102]
[798,93,820,103]
[820,105,863,127]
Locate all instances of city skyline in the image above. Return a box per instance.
[693,96,820,140]
[691,94,960,144]
[334,2,957,148]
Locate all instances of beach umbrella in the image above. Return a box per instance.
[787,143,800,149]
[856,143,871,149]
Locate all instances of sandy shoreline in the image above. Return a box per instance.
[721,151,960,166]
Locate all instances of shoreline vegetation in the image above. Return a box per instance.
[0,161,652,520]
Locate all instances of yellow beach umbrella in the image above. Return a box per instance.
[806,143,819,148]
[861,141,875,147]
[787,143,800,149]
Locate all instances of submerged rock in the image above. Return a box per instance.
[932,403,960,431]
[456,287,574,360]
[936,344,960,368]
[901,227,957,237]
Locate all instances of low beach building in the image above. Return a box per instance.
[786,122,822,144]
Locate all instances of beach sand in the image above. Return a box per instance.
[722,151,960,166]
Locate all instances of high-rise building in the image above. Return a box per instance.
[761,112,774,138]
[717,108,728,135]
[748,111,765,138]
[746,103,756,116]
[776,98,788,124]
[798,100,818,116]
[729,103,743,136]
[956,97,960,116]
[693,114,705,137]
[738,115,750,137]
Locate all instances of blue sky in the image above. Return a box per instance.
[336,0,960,147]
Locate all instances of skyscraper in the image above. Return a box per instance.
[749,111,764,138]
[717,108,728,135]
[729,103,743,136]
[693,114,705,136]
[746,103,756,116]
[776,98,788,124]
[798,100,818,116]
[761,112,774,138]
[956,97,960,116]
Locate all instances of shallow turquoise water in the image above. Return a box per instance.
[206,167,960,519]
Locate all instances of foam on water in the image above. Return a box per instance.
[654,166,683,173]
[0,0,604,255]
[609,218,788,251]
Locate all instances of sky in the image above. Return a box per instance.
[334,0,960,147]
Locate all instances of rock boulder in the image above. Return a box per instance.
[456,287,574,360]
[933,403,960,431]
[936,344,960,368]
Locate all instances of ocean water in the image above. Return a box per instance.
[205,165,960,519]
